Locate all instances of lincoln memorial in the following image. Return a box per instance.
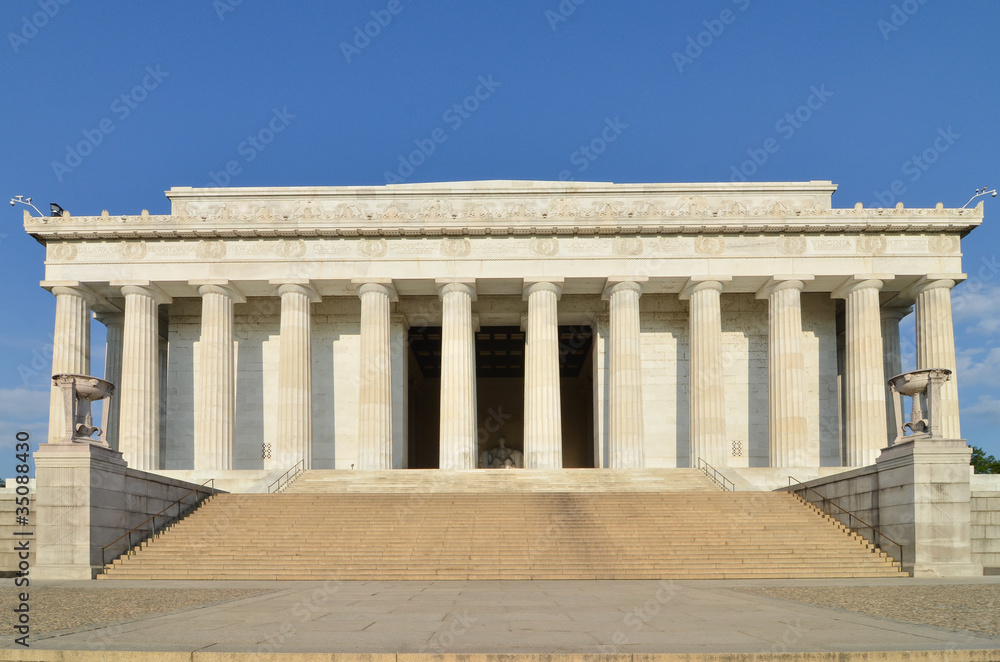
[26,180,982,481]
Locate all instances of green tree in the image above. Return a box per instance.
[971,446,1000,474]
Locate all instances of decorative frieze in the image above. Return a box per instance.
[39,232,973,269]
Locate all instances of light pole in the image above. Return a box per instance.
[962,186,997,208]
[9,195,44,216]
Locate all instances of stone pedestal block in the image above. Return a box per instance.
[34,442,210,580]
[34,442,128,580]
[875,439,982,577]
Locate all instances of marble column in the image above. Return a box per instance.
[356,281,396,470]
[605,280,644,469]
[523,280,563,469]
[760,280,808,467]
[274,281,320,470]
[47,285,94,444]
[881,306,912,443]
[118,284,172,470]
[390,314,410,469]
[835,278,888,467]
[686,281,727,468]
[193,282,244,471]
[591,313,611,469]
[95,311,124,451]
[437,280,478,470]
[913,279,960,439]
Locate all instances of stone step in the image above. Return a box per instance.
[100,484,905,581]
[280,468,722,493]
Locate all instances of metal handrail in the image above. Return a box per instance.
[268,459,305,493]
[100,479,217,567]
[696,457,735,491]
[786,476,904,565]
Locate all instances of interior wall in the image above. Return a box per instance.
[638,296,687,468]
[476,377,524,461]
[409,350,440,468]
[803,293,841,467]
[560,370,594,468]
[721,293,769,468]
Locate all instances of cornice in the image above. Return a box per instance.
[23,197,983,242]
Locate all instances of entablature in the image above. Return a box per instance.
[23,179,983,242]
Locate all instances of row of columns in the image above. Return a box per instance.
[433,277,650,470]
[46,275,962,472]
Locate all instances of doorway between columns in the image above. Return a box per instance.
[406,326,594,469]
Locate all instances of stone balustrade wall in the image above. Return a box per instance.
[971,474,1000,574]
[0,482,35,577]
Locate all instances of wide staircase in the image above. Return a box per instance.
[99,469,905,580]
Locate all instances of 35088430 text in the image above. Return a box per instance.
[12,431,32,648]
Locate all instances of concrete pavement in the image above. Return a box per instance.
[3,577,1000,657]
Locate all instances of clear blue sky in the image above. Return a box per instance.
[1,1,998,477]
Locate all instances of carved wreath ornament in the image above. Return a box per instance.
[529,237,559,256]
[441,238,472,257]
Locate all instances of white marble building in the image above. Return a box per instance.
[26,181,982,478]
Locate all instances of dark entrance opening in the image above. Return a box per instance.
[406,325,594,468]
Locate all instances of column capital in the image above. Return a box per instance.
[270,279,321,302]
[353,279,398,302]
[112,282,172,305]
[42,281,100,307]
[755,275,813,300]
[831,275,893,300]
[93,310,125,327]
[190,280,247,304]
[436,279,477,301]
[901,275,963,300]
[523,279,563,301]
[679,277,730,300]
[881,305,914,322]
[390,313,410,330]
[602,276,647,300]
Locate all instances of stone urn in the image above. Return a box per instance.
[52,373,116,446]
[887,368,952,443]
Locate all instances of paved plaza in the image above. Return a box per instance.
[3,577,1000,656]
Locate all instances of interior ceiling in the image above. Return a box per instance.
[409,326,593,380]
